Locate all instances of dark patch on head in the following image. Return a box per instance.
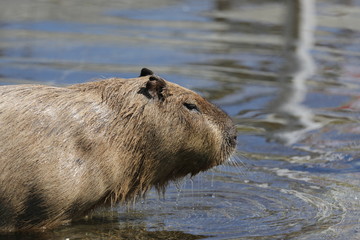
[137,88,153,100]
[137,75,168,102]
[139,68,154,77]
[15,188,49,229]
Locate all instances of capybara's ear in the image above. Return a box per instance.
[139,68,154,77]
[145,76,167,101]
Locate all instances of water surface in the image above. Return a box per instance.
[1,0,360,239]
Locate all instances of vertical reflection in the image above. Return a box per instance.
[267,0,320,145]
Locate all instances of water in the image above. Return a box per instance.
[1,0,360,239]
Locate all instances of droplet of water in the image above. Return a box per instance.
[174,178,186,206]
[211,171,215,188]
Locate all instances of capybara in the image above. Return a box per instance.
[0,68,237,231]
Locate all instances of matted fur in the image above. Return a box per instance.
[0,69,236,231]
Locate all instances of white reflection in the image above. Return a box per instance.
[268,0,321,145]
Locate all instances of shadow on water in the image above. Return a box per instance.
[0,230,205,240]
[0,212,207,240]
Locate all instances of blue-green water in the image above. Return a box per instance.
[1,0,360,239]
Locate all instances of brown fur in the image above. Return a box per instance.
[0,69,236,231]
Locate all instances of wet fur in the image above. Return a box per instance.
[0,69,236,231]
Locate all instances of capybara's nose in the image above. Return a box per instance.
[226,126,237,148]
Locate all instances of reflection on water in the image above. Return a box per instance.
[1,0,360,239]
[268,0,321,145]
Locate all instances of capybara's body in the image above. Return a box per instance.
[0,69,236,231]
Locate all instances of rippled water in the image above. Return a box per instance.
[1,0,360,239]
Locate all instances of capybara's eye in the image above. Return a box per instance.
[183,102,200,113]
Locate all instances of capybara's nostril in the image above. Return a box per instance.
[229,134,238,147]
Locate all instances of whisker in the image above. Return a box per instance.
[222,151,249,177]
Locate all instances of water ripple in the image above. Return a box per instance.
[122,170,345,239]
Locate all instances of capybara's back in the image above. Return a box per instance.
[0,68,237,231]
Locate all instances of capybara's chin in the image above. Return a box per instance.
[0,68,237,232]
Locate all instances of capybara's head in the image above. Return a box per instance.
[100,68,237,198]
